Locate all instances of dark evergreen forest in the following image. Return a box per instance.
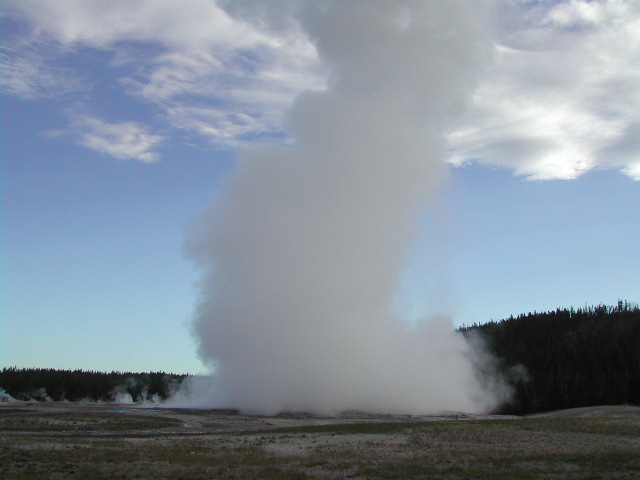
[461,300,640,415]
[0,368,189,403]
[2,302,639,414]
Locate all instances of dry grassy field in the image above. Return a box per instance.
[1,402,639,479]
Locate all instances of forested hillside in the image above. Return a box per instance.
[461,300,640,415]
[0,368,189,403]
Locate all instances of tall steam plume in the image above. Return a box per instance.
[188,1,509,414]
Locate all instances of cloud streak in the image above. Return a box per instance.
[450,0,640,180]
[2,0,322,151]
[0,46,87,99]
[73,115,164,163]
[3,0,638,179]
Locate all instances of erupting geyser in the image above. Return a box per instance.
[187,1,510,414]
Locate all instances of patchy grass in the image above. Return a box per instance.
[517,416,640,437]
[1,407,639,479]
[267,421,419,435]
[1,437,314,480]
[0,412,181,433]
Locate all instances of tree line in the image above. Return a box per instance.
[461,300,640,415]
[3,301,639,414]
[0,368,189,403]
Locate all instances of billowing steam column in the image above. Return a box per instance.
[188,1,509,414]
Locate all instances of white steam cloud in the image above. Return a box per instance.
[187,1,510,415]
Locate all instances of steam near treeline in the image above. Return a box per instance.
[0,370,189,404]
[461,300,640,415]
[3,302,638,415]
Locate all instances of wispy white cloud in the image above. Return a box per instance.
[118,45,321,147]
[163,104,271,148]
[2,0,264,50]
[449,0,640,181]
[2,0,639,178]
[0,46,87,99]
[72,115,164,163]
[2,0,323,149]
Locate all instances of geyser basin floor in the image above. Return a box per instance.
[2,402,639,479]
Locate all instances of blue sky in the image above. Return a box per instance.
[2,1,639,375]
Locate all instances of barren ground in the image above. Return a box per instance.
[1,401,639,479]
